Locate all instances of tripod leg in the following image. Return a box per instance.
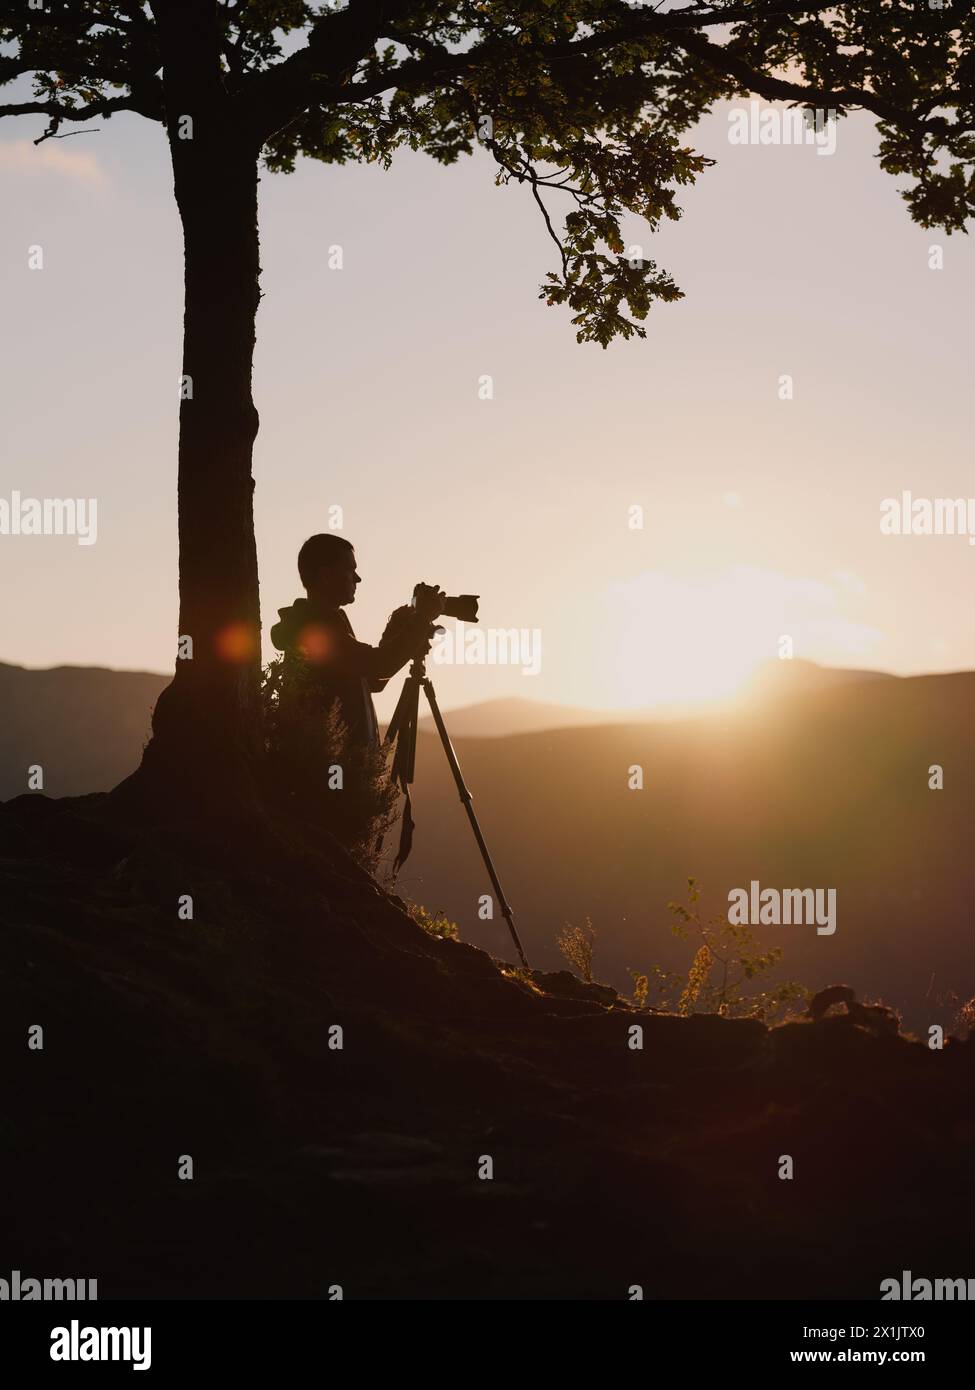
[385,673,422,874]
[421,676,530,971]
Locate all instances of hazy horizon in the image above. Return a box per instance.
[4,653,973,729]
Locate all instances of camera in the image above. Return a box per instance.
[412,582,479,624]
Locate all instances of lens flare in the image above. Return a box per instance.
[296,623,332,664]
[214,622,259,664]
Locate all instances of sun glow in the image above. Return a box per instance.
[597,566,879,713]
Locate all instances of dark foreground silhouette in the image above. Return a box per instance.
[2,791,973,1299]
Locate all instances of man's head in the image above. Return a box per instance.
[298,533,360,606]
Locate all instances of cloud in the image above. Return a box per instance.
[0,138,106,185]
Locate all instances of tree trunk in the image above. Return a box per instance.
[117,6,266,821]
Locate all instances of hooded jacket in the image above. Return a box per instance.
[269,597,433,750]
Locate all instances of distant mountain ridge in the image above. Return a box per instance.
[0,656,913,798]
[1,657,972,1030]
[0,661,167,800]
[422,660,899,738]
[417,695,623,738]
[0,657,902,801]
[744,657,896,691]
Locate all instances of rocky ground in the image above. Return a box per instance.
[2,792,972,1300]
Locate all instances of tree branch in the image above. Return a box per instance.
[242,0,425,143]
[529,172,570,280]
[667,28,938,128]
[247,1,826,141]
[311,1,946,138]
[307,3,836,105]
[0,95,155,142]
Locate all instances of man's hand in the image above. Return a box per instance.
[381,604,438,656]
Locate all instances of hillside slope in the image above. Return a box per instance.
[1,792,972,1299]
[404,670,975,1032]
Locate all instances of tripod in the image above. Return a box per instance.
[384,653,530,971]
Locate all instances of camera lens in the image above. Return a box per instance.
[442,595,479,623]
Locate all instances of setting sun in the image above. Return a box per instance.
[592,565,881,711]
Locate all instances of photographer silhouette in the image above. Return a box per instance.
[270,533,439,752]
